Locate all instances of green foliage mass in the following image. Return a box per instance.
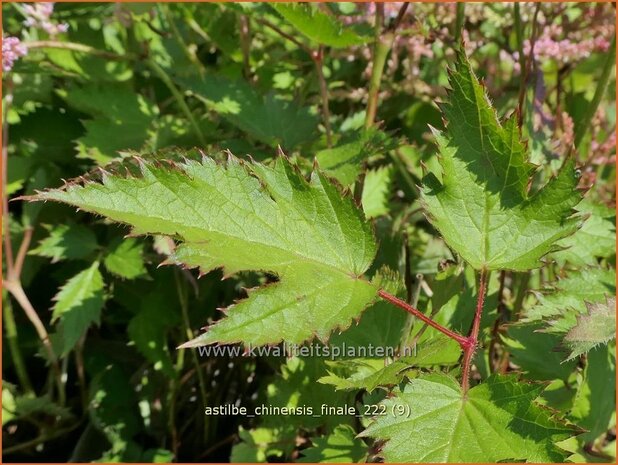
[2,2,615,463]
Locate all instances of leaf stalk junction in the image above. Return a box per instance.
[378,268,488,392]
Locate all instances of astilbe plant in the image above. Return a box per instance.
[3,2,615,462]
[26,48,586,463]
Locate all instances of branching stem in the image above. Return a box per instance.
[461,269,488,393]
[161,5,202,70]
[378,290,469,347]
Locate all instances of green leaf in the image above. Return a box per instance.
[362,166,393,219]
[299,425,368,463]
[564,297,616,359]
[30,222,98,263]
[127,287,179,378]
[360,374,578,462]
[6,155,33,196]
[43,45,132,82]
[1,390,72,425]
[1,386,16,425]
[52,261,106,354]
[315,129,395,186]
[62,85,157,164]
[522,268,616,334]
[98,443,174,463]
[408,272,498,366]
[420,49,582,271]
[230,426,296,462]
[104,237,148,280]
[271,3,371,48]
[178,74,318,149]
[319,337,454,393]
[264,357,355,431]
[30,154,378,347]
[570,344,616,443]
[503,323,577,380]
[329,269,407,352]
[89,364,143,450]
[319,358,413,393]
[554,199,616,266]
[560,436,616,463]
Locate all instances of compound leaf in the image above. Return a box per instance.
[360,374,578,462]
[29,153,377,348]
[421,49,582,271]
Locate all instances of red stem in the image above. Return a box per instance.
[378,289,469,347]
[461,269,488,393]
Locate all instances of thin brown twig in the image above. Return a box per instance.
[388,2,411,32]
[364,2,386,129]
[13,226,33,277]
[2,76,64,404]
[3,419,84,455]
[255,18,310,53]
